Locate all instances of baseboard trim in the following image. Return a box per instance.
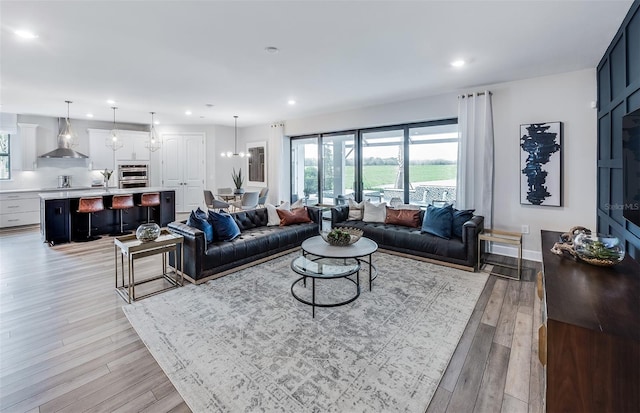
[490,244,542,262]
[377,248,476,272]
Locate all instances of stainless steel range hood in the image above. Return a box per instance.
[39,134,88,158]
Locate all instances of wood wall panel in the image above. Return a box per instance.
[597,0,640,260]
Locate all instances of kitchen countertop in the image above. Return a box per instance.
[39,187,171,200]
[0,187,94,194]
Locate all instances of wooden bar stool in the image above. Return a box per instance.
[138,192,160,223]
[110,194,134,235]
[77,196,104,241]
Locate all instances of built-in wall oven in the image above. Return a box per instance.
[118,163,149,189]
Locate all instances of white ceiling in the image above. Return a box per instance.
[0,0,633,127]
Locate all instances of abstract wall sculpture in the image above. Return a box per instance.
[520,122,562,206]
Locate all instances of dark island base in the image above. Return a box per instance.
[42,191,175,245]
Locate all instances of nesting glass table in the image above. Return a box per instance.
[114,229,184,303]
[291,236,378,317]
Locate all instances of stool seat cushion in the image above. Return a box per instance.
[78,197,104,213]
[140,192,160,207]
[111,195,134,209]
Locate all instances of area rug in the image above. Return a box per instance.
[123,252,488,413]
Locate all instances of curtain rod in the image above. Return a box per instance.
[458,91,492,98]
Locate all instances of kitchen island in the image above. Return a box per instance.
[39,187,175,245]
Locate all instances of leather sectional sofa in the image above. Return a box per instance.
[331,205,484,271]
[168,207,320,284]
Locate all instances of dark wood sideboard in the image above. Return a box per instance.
[539,230,640,412]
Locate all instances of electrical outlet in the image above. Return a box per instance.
[521,225,530,234]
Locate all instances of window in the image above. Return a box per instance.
[290,118,458,205]
[291,137,318,204]
[0,133,10,180]
[408,123,458,205]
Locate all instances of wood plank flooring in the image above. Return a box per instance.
[0,226,542,412]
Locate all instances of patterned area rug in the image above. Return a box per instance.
[123,252,488,412]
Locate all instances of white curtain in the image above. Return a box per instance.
[456,91,494,228]
[268,122,287,205]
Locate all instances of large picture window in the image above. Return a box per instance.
[290,119,458,205]
[0,133,10,180]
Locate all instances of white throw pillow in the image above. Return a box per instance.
[266,202,290,226]
[347,199,364,221]
[291,199,304,210]
[362,200,387,223]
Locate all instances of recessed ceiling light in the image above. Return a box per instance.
[86,113,94,118]
[451,59,466,68]
[288,100,296,105]
[154,120,160,125]
[14,30,39,39]
[185,110,192,116]
[265,46,279,54]
[107,99,116,104]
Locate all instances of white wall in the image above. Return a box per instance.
[487,68,597,259]
[262,69,597,258]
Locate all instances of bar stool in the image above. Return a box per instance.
[110,194,134,236]
[138,192,161,223]
[77,196,104,242]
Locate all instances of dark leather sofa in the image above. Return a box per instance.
[169,207,320,284]
[331,205,483,271]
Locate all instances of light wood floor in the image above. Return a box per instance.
[0,226,543,413]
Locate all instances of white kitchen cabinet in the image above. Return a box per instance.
[115,131,150,161]
[89,129,149,170]
[88,129,116,170]
[0,192,40,227]
[162,133,204,212]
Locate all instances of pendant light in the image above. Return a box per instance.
[105,106,123,151]
[145,112,161,152]
[221,115,250,157]
[58,100,78,148]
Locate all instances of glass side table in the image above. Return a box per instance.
[114,229,184,303]
[478,229,522,280]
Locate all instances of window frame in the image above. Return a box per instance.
[289,118,458,204]
[0,133,10,180]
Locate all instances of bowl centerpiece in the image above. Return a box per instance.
[136,223,161,243]
[320,227,363,246]
[573,233,625,267]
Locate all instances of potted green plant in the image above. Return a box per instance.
[232,168,244,195]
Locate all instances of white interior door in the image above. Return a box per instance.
[161,134,204,212]
[183,134,204,211]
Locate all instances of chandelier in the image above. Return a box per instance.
[58,100,78,148]
[146,112,161,152]
[105,106,123,151]
[221,115,250,157]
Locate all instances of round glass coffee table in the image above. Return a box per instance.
[290,256,360,318]
[290,236,379,318]
[301,236,379,291]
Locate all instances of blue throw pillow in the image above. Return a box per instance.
[452,209,475,238]
[186,208,214,243]
[209,211,241,241]
[421,204,453,239]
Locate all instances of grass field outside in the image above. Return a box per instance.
[342,164,457,190]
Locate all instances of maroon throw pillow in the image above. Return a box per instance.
[277,207,312,226]
[385,207,421,227]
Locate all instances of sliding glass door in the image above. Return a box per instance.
[361,128,404,203]
[321,132,355,205]
[408,123,458,205]
[290,137,318,204]
[290,119,458,206]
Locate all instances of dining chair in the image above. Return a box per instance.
[257,187,269,208]
[231,191,259,211]
[204,190,229,212]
